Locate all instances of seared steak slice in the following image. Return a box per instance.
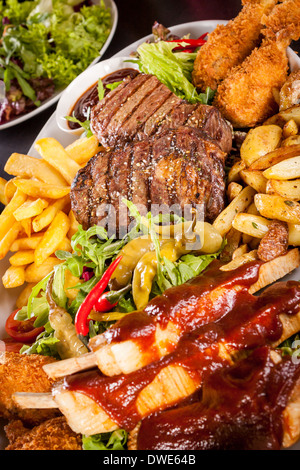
[70,127,226,234]
[91,74,150,144]
[90,73,232,153]
[130,140,152,213]
[101,75,161,148]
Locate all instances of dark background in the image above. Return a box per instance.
[0,0,299,180]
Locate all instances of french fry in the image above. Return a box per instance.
[267,179,300,200]
[34,211,70,266]
[282,135,300,147]
[4,153,68,186]
[288,224,300,246]
[240,169,267,193]
[254,194,300,224]
[282,119,298,139]
[232,213,271,238]
[249,249,300,294]
[16,283,35,309]
[246,202,260,216]
[65,135,100,165]
[0,177,7,205]
[56,237,72,252]
[0,187,27,220]
[34,138,81,185]
[0,221,22,260]
[68,210,80,239]
[263,113,287,127]
[263,156,300,180]
[219,227,242,262]
[4,178,17,203]
[10,233,45,251]
[13,198,49,221]
[2,265,25,288]
[227,182,243,201]
[20,218,32,238]
[213,186,256,237]
[249,144,300,171]
[240,125,282,167]
[241,202,260,244]
[32,195,70,232]
[232,244,249,259]
[227,159,246,183]
[14,179,70,199]
[9,250,35,266]
[279,105,300,126]
[220,250,258,271]
[25,257,63,283]
[265,180,275,195]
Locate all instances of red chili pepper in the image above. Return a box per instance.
[75,256,123,336]
[167,33,208,52]
[93,284,132,313]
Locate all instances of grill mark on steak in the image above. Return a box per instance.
[104,75,162,148]
[130,140,152,215]
[157,101,198,135]
[139,94,182,139]
[149,129,178,216]
[70,126,226,234]
[90,73,232,154]
[70,163,93,230]
[106,145,133,237]
[89,151,111,229]
[90,74,150,142]
[90,76,130,123]
[186,105,233,160]
[121,82,173,142]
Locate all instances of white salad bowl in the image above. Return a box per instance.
[55,56,140,136]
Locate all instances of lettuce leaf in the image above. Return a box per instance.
[82,429,128,450]
[0,0,112,98]
[133,40,214,104]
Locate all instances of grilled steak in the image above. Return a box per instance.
[90,73,232,154]
[70,126,226,236]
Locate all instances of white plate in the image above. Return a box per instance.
[55,56,140,136]
[0,0,118,131]
[1,19,300,451]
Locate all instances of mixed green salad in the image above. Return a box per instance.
[0,0,112,124]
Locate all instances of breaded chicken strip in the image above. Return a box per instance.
[5,417,82,450]
[192,0,278,91]
[279,69,300,111]
[0,351,59,426]
[214,0,300,128]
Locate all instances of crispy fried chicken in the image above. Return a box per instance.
[0,352,59,426]
[192,0,278,91]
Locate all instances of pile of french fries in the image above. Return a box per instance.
[0,133,99,307]
[213,102,300,270]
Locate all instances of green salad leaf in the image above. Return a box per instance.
[131,40,214,104]
[82,429,128,450]
[0,0,112,105]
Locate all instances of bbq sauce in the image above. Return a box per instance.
[68,68,139,129]
[94,260,263,358]
[62,264,300,437]
[136,347,300,450]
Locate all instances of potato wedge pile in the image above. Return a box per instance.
[0,134,99,305]
[214,104,300,270]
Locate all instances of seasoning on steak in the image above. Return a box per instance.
[70,126,226,236]
[90,73,232,154]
